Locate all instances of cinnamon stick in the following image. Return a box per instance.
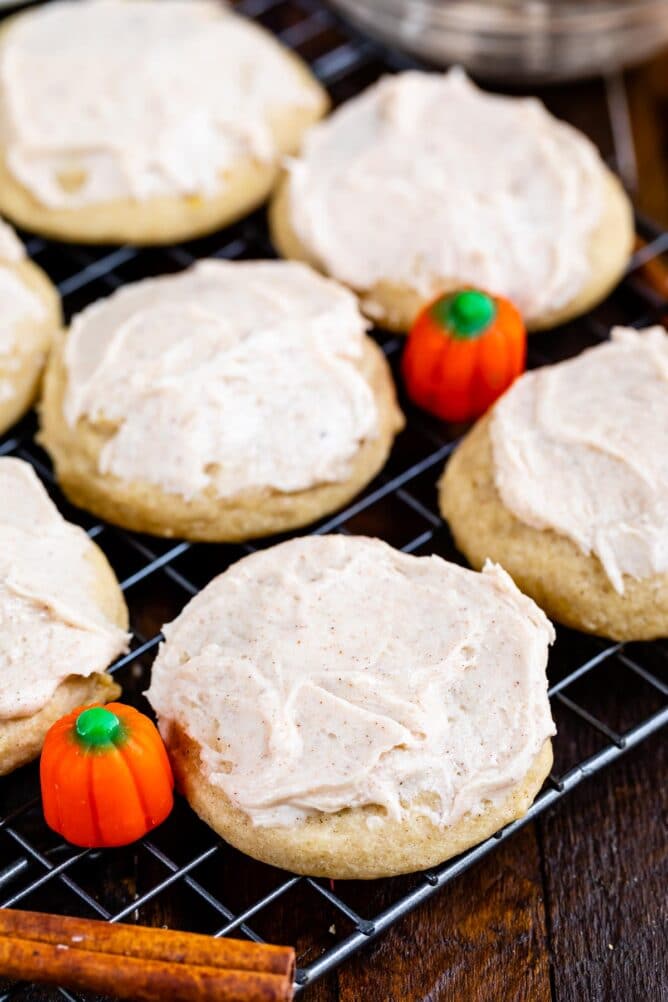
[0,908,292,974]
[0,909,295,1002]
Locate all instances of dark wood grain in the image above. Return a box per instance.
[629,55,668,226]
[541,739,667,1002]
[336,828,550,1002]
[304,740,665,1002]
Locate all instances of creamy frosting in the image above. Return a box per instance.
[0,458,128,719]
[0,0,321,207]
[0,265,43,342]
[0,217,24,263]
[0,219,47,400]
[0,217,45,334]
[62,260,380,499]
[491,326,668,594]
[286,69,605,323]
[148,536,555,828]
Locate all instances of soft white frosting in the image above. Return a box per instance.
[286,69,605,323]
[0,219,47,400]
[0,217,24,263]
[0,266,43,343]
[63,260,380,499]
[491,326,668,594]
[148,536,555,828]
[0,0,321,207]
[0,458,128,719]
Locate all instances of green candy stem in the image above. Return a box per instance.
[75,706,122,748]
[433,289,496,339]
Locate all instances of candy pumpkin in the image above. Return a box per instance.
[40,703,174,848]
[401,289,526,423]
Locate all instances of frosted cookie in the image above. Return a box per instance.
[439,327,668,641]
[0,219,61,434]
[0,0,328,245]
[39,260,403,541]
[270,69,633,332]
[147,535,555,879]
[0,458,129,775]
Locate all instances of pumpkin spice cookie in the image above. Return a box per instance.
[0,458,129,775]
[147,535,555,879]
[440,327,668,641]
[0,0,328,245]
[39,260,404,541]
[0,218,61,435]
[270,68,633,332]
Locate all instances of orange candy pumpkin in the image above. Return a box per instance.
[401,289,526,423]
[40,703,174,848]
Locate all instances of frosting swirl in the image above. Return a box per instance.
[0,0,322,207]
[148,536,555,828]
[286,69,606,323]
[62,260,380,499]
[0,219,47,402]
[0,458,128,719]
[491,326,668,593]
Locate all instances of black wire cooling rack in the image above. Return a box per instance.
[1,0,668,998]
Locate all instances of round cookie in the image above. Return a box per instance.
[269,69,634,333]
[272,169,633,335]
[39,260,404,541]
[0,220,61,435]
[147,536,555,879]
[0,0,328,245]
[168,725,552,880]
[439,329,668,641]
[0,458,128,776]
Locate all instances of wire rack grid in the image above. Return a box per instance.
[0,0,667,998]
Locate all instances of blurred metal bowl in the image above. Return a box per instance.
[328,0,668,82]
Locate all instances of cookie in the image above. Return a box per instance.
[39,260,404,541]
[0,458,129,775]
[439,327,668,641]
[0,0,328,245]
[0,219,61,435]
[147,536,555,879]
[270,69,633,332]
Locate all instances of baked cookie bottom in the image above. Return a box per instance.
[0,256,61,435]
[0,533,128,775]
[438,416,668,641]
[165,723,553,879]
[0,40,328,245]
[269,169,634,333]
[39,338,404,542]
